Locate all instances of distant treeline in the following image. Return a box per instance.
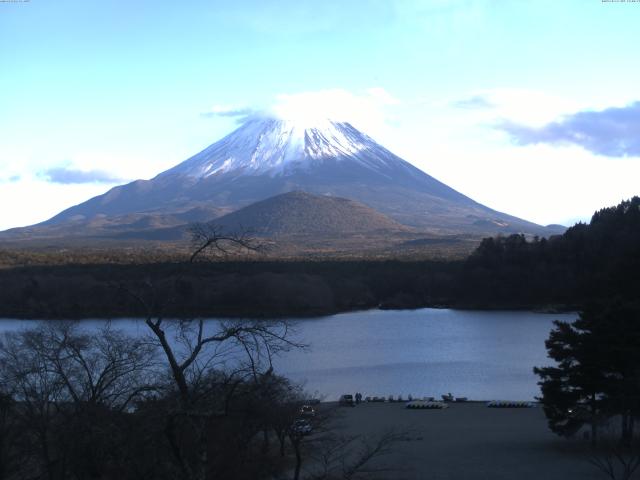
[0,259,461,319]
[1,197,638,319]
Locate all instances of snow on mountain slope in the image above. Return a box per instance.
[162,116,415,178]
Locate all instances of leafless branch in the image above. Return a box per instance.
[306,428,409,480]
[188,222,263,263]
[588,427,640,480]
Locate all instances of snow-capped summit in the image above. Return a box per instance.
[162,116,411,179]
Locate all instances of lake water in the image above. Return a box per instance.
[0,309,576,401]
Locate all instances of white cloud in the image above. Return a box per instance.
[425,142,640,226]
[57,151,157,182]
[0,180,113,231]
[366,87,400,105]
[0,148,162,230]
[448,88,583,127]
[39,166,126,184]
[270,88,400,139]
[201,104,256,119]
[391,88,640,226]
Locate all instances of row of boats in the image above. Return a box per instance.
[345,394,534,409]
[362,394,468,403]
[406,399,535,409]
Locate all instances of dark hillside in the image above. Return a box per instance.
[214,191,410,236]
[457,196,640,308]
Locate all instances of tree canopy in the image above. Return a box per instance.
[461,196,640,308]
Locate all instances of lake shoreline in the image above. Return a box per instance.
[0,302,578,321]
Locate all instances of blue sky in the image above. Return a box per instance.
[1,0,640,229]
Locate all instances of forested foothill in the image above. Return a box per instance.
[459,196,640,309]
[1,197,639,318]
[0,259,460,319]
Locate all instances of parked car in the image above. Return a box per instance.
[292,419,312,435]
[339,394,355,406]
[300,405,315,417]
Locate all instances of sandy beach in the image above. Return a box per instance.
[327,402,601,480]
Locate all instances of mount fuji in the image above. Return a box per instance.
[4,115,563,243]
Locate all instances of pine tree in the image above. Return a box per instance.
[535,301,640,445]
[534,316,607,445]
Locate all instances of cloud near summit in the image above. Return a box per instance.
[40,166,126,184]
[203,88,400,137]
[498,101,640,158]
[201,105,256,121]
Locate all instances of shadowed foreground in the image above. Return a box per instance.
[328,402,599,480]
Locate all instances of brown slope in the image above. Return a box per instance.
[0,205,223,242]
[213,191,411,236]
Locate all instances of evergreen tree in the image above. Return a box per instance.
[535,301,640,445]
[534,315,607,444]
[591,302,640,446]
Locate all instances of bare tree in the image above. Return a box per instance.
[263,378,307,458]
[0,392,17,480]
[0,328,69,480]
[304,429,408,480]
[188,222,261,263]
[0,322,156,480]
[588,425,640,480]
[119,224,304,480]
[130,316,303,480]
[34,322,157,410]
